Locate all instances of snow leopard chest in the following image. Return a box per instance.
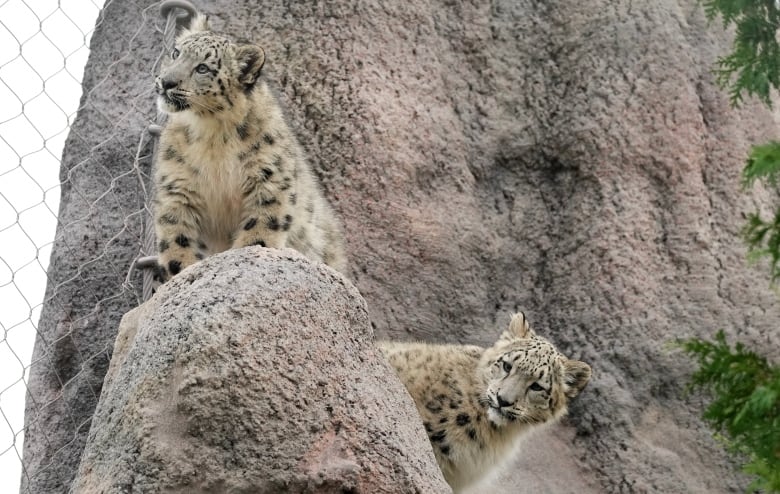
[186,142,244,252]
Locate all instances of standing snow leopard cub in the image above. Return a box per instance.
[379,312,591,492]
[153,14,346,281]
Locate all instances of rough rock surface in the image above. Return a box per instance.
[20,1,158,491]
[23,0,780,493]
[70,247,450,493]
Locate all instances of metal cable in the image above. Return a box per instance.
[136,0,199,302]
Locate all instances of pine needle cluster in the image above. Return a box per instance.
[684,3,780,490]
[701,0,780,282]
[677,332,780,492]
[742,142,780,284]
[701,0,780,107]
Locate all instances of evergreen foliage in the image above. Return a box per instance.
[701,0,780,280]
[701,0,780,107]
[677,332,780,492]
[685,2,780,491]
[743,142,780,188]
[742,142,780,282]
[743,209,780,283]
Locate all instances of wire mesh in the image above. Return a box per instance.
[0,1,191,491]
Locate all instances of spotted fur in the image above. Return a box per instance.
[379,312,591,492]
[152,15,346,281]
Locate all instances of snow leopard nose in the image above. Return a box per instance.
[156,77,178,95]
[496,395,512,408]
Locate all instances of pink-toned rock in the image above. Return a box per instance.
[70,248,450,493]
[23,0,780,492]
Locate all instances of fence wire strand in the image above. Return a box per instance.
[0,1,195,491]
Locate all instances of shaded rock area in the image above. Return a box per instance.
[20,1,161,491]
[23,0,780,493]
[70,247,450,493]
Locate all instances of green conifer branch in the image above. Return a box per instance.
[676,332,780,492]
[702,0,780,107]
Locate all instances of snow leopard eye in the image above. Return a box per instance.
[502,360,512,373]
[171,48,180,60]
[195,63,210,74]
[529,382,544,392]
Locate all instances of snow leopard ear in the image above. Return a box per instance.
[562,359,591,398]
[236,44,266,88]
[501,312,535,341]
[186,13,210,33]
[175,13,210,42]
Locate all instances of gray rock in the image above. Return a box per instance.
[22,0,780,492]
[70,247,450,493]
[20,1,156,491]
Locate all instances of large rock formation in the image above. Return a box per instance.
[71,247,450,493]
[20,2,157,491]
[22,0,780,493]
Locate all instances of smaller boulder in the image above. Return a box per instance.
[71,247,451,493]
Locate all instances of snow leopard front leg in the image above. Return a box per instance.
[232,153,295,250]
[153,186,204,281]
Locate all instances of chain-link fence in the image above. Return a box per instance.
[0,2,100,490]
[0,1,191,491]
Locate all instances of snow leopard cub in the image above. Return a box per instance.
[153,14,346,281]
[379,312,591,492]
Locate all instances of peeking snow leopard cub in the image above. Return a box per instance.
[152,14,346,281]
[379,312,591,492]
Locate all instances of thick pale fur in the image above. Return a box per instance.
[153,15,346,280]
[379,313,591,492]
